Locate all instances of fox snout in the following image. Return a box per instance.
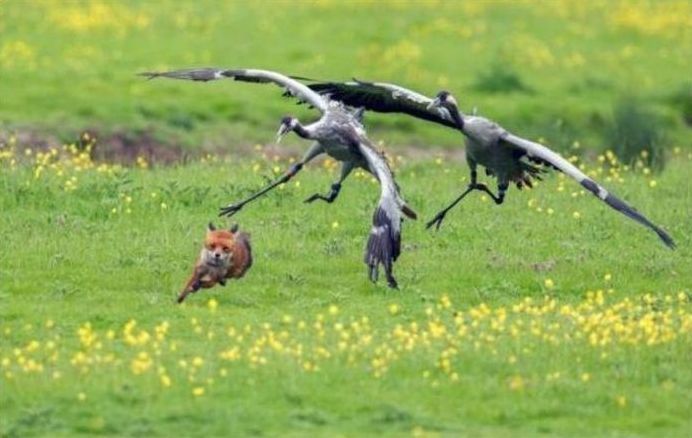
[202,247,231,266]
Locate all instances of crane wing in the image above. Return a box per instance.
[140,68,328,113]
[304,79,458,129]
[354,137,417,287]
[501,133,675,248]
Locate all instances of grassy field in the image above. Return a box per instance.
[0,0,690,150]
[2,1,692,437]
[1,142,691,437]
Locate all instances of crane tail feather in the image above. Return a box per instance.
[401,204,418,220]
[364,206,400,288]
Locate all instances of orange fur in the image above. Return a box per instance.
[177,224,253,303]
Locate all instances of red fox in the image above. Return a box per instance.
[178,223,253,304]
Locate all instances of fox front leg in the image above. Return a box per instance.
[177,269,205,304]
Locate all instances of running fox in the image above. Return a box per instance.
[178,223,253,304]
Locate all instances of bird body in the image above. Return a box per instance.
[284,101,415,286]
[461,115,545,188]
[298,103,366,163]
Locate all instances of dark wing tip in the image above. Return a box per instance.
[138,72,160,80]
[597,187,677,250]
[657,229,676,250]
[289,74,319,82]
[352,77,372,85]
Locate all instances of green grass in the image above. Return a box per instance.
[1,150,691,437]
[1,1,691,436]
[0,1,690,150]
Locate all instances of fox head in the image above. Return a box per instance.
[201,222,236,267]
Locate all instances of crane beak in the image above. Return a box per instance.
[275,123,290,144]
[426,97,442,111]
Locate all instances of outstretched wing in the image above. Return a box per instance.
[140,68,328,113]
[355,137,417,288]
[306,79,458,129]
[501,133,675,249]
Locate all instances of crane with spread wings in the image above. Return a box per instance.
[305,79,675,249]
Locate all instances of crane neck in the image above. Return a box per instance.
[292,123,313,140]
[447,104,465,132]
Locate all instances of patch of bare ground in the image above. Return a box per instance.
[0,127,467,166]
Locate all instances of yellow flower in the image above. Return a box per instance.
[508,375,525,391]
[388,303,399,315]
[572,211,581,220]
[580,373,591,382]
[77,392,87,401]
[328,305,339,316]
[604,273,612,282]
[207,298,218,312]
[160,375,171,387]
[616,395,627,407]
[192,387,205,397]
[331,221,339,229]
[544,278,555,289]
[648,180,657,188]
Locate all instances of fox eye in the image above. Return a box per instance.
[222,246,231,253]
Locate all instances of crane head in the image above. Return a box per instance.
[427,90,458,111]
[276,116,299,143]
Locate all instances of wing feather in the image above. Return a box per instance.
[501,133,675,248]
[305,79,457,129]
[140,68,328,113]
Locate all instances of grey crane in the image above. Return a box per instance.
[304,79,675,249]
[140,68,418,287]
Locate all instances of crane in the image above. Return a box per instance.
[304,79,675,249]
[140,68,418,288]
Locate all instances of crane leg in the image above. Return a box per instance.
[473,182,507,205]
[384,266,399,289]
[425,186,474,230]
[426,171,509,229]
[304,161,354,204]
[425,167,480,230]
[219,143,324,217]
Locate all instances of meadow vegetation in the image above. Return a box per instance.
[0,0,690,152]
[1,137,690,436]
[1,1,691,436]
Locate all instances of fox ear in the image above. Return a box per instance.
[230,223,239,233]
[207,222,216,232]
